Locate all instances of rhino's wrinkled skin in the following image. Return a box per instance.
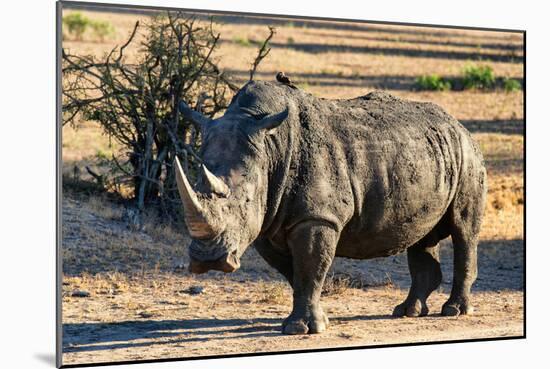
[176,80,487,335]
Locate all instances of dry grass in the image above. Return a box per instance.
[62,10,523,92]
[63,271,131,297]
[61,195,189,276]
[322,271,377,296]
[256,281,290,304]
[477,133,524,173]
[62,121,121,163]
[83,194,124,220]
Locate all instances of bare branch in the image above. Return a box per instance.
[183,32,220,93]
[250,26,276,81]
[116,21,140,63]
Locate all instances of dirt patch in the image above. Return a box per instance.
[62,274,523,365]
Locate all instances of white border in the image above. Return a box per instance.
[2,1,546,368]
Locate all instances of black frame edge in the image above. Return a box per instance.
[60,335,525,369]
[56,1,64,367]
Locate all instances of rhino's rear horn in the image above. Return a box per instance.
[201,165,230,197]
[174,157,218,239]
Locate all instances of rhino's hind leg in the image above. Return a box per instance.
[441,169,486,316]
[282,221,338,335]
[393,237,442,317]
[441,224,481,316]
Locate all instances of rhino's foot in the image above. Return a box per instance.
[282,309,329,335]
[392,298,429,317]
[441,298,473,316]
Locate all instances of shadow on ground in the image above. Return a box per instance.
[62,238,523,354]
[460,119,523,135]
[62,4,525,45]
[62,315,393,353]
[226,69,423,90]
[225,69,524,95]
[63,318,280,352]
[305,31,523,51]
[438,239,524,292]
[210,14,523,45]
[258,41,521,63]
[335,238,524,293]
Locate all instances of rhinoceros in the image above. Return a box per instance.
[176,79,487,335]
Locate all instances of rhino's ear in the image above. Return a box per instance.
[256,108,289,133]
[179,101,213,129]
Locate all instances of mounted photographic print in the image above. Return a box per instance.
[57,0,525,367]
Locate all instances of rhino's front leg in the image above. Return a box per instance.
[282,221,338,335]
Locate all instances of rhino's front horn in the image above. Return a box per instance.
[174,157,218,239]
[200,164,230,197]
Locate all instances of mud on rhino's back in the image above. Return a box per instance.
[327,91,466,259]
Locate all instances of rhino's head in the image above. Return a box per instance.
[176,85,290,274]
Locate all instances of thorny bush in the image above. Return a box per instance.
[63,12,275,222]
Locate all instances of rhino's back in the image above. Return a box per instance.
[293,91,478,259]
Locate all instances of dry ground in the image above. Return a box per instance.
[61,7,524,366]
[61,196,523,365]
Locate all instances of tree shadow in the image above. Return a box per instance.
[460,119,524,135]
[306,31,523,52]
[259,41,521,63]
[225,69,422,90]
[64,3,523,44]
[63,318,279,353]
[226,70,524,95]
[210,14,521,43]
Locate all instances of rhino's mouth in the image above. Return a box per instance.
[189,249,240,274]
